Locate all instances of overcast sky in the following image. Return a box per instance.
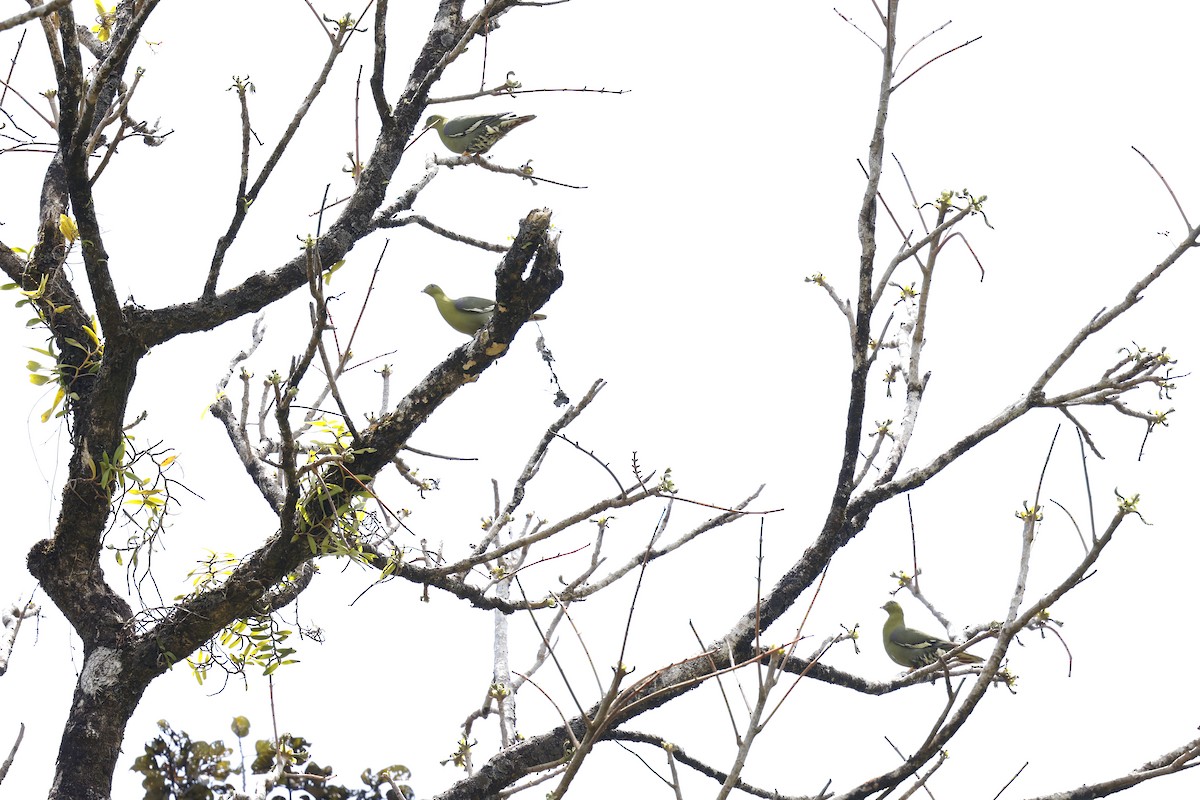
[2,2,1198,798]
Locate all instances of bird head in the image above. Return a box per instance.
[422,284,441,297]
[881,600,902,615]
[424,115,446,130]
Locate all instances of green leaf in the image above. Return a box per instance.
[231,716,251,738]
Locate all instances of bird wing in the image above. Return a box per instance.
[442,115,502,139]
[452,296,495,315]
[888,626,956,662]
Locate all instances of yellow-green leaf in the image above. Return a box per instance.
[40,387,64,422]
[59,214,79,243]
[92,0,114,42]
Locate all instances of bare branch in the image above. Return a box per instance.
[379,214,508,252]
[1131,145,1192,232]
[204,24,351,298]
[1032,228,1200,393]
[0,722,25,783]
[892,36,982,92]
[1022,735,1200,800]
[0,600,40,676]
[0,0,68,33]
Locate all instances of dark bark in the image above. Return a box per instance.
[41,649,154,800]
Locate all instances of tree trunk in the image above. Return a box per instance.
[46,647,148,800]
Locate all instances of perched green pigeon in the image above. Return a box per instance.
[424,112,536,155]
[423,284,546,336]
[881,600,984,669]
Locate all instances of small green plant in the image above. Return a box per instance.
[4,241,105,423]
[132,717,413,799]
[130,719,238,799]
[180,554,301,683]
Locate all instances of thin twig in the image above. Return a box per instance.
[893,19,952,73]
[1131,145,1192,232]
[892,36,982,92]
[991,761,1029,800]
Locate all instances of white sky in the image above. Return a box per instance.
[2,2,1198,798]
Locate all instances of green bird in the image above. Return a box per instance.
[424,112,536,155]
[422,284,546,336]
[881,600,984,669]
